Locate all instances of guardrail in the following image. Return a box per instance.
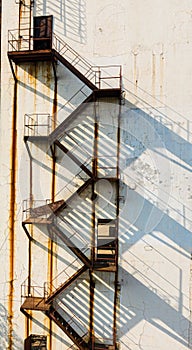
[8,29,122,89]
[22,199,51,221]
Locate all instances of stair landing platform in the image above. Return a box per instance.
[21,297,50,311]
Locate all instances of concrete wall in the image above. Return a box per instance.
[1,0,192,349]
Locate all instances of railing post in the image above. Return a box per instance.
[98,67,101,89]
[36,114,38,136]
[120,65,122,90]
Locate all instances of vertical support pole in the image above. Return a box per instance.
[48,60,57,350]
[89,270,95,349]
[8,65,17,350]
[27,153,33,336]
[113,98,121,347]
[51,61,57,202]
[28,132,33,306]
[89,93,98,348]
[98,68,101,89]
[18,0,22,40]
[91,93,98,264]
[29,0,33,50]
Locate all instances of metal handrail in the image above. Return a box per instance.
[44,257,82,291]
[22,199,51,221]
[54,299,89,337]
[53,34,122,88]
[44,255,88,300]
[22,155,92,222]
[21,278,45,300]
[56,216,90,247]
[54,168,89,199]
[53,32,92,71]
[24,85,91,137]
[24,113,51,136]
[8,29,122,89]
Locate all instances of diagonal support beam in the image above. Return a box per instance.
[53,50,98,91]
[54,139,93,178]
[48,92,94,143]
[49,224,91,267]
[46,306,89,350]
[52,177,93,216]
[45,265,88,304]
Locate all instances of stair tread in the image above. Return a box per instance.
[22,217,52,224]
[95,345,115,350]
[47,308,88,349]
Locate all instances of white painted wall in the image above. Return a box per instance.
[1,0,192,349]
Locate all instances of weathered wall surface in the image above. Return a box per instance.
[1,0,192,349]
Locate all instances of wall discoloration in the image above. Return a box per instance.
[8,72,17,350]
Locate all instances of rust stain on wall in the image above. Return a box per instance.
[152,53,156,96]
[8,69,18,350]
[160,53,164,100]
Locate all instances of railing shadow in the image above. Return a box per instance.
[119,265,191,348]
[34,0,87,44]
[116,93,192,347]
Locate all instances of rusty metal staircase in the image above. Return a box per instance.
[20,265,90,349]
[22,178,93,235]
[21,303,89,350]
[8,27,122,92]
[46,306,89,350]
[52,35,98,91]
[8,12,121,349]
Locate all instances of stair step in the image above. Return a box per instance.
[97,238,116,247]
[25,200,64,218]
[94,264,117,272]
[47,308,88,350]
[95,345,115,350]
[96,254,116,262]
[59,139,90,163]
[21,297,49,311]
[22,217,52,224]
[53,177,93,215]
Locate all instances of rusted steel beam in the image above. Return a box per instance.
[7,50,53,63]
[89,270,95,349]
[49,60,57,350]
[22,223,34,241]
[54,139,93,178]
[46,307,88,350]
[8,58,17,82]
[52,177,92,216]
[45,265,88,304]
[49,224,91,267]
[113,101,121,347]
[8,74,18,350]
[53,50,98,91]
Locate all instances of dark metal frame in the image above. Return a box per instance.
[8,8,122,348]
